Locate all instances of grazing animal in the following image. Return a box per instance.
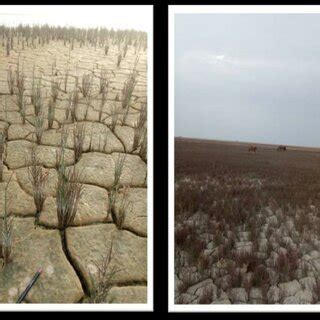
[277,145,287,152]
[248,146,257,153]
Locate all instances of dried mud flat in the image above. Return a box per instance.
[0,29,148,303]
[175,138,320,304]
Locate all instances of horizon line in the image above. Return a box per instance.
[175,135,320,150]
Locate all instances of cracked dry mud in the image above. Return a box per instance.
[175,138,320,305]
[0,36,148,303]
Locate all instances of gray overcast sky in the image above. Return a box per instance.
[175,14,320,147]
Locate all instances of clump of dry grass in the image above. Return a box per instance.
[114,186,132,230]
[55,125,69,172]
[109,103,119,133]
[27,145,48,223]
[99,69,109,94]
[56,163,83,230]
[1,174,14,268]
[7,66,15,95]
[34,112,45,145]
[80,73,92,98]
[15,61,25,98]
[67,89,79,123]
[121,70,137,109]
[104,44,109,56]
[132,124,144,152]
[87,239,122,303]
[73,123,86,162]
[51,77,61,103]
[117,53,122,68]
[32,77,42,116]
[113,153,126,189]
[139,128,147,162]
[64,67,69,92]
[132,107,147,151]
[48,99,55,129]
[123,42,128,58]
[99,87,107,123]
[56,167,83,230]
[0,132,5,182]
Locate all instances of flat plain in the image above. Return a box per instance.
[175,137,320,304]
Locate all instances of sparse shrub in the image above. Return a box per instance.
[80,73,92,98]
[99,87,106,123]
[55,125,69,172]
[68,89,79,122]
[198,287,213,304]
[110,103,119,133]
[7,67,15,95]
[64,67,69,92]
[113,153,126,189]
[104,44,109,55]
[252,265,270,288]
[87,240,122,303]
[6,37,10,56]
[1,174,14,267]
[114,186,132,230]
[34,112,45,145]
[51,77,61,103]
[0,132,5,182]
[73,123,86,162]
[99,69,109,94]
[139,128,147,162]
[56,166,83,230]
[15,63,25,98]
[121,71,137,109]
[48,99,55,129]
[32,77,42,116]
[117,53,122,67]
[27,146,48,223]
[175,225,190,248]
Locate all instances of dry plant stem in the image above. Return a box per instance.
[48,99,55,129]
[121,70,137,109]
[117,53,122,68]
[56,165,83,230]
[110,103,119,133]
[139,128,147,162]
[56,125,69,172]
[87,239,122,303]
[99,87,106,122]
[7,67,15,95]
[0,133,5,182]
[121,104,130,126]
[51,77,61,103]
[15,64,25,98]
[1,174,14,267]
[99,69,109,94]
[71,89,79,122]
[107,187,117,221]
[113,153,126,189]
[104,45,109,56]
[115,186,132,230]
[73,123,86,162]
[28,145,48,223]
[80,74,92,98]
[34,112,45,145]
[33,77,42,116]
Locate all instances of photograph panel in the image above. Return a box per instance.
[0,4,153,311]
[169,5,320,312]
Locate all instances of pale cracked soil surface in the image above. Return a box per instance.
[0,38,148,303]
[175,138,320,304]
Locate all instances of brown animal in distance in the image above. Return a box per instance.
[277,145,287,152]
[248,146,257,153]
